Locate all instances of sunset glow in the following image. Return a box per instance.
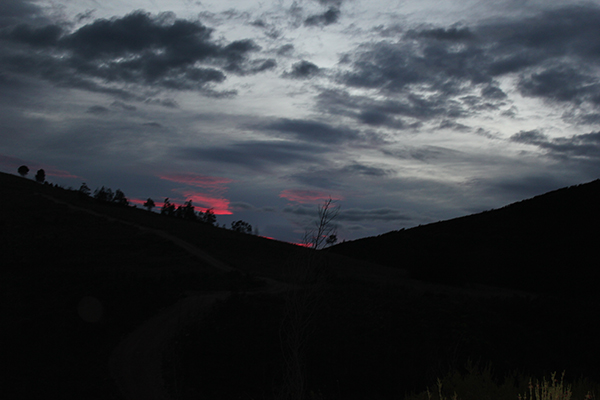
[180,191,232,215]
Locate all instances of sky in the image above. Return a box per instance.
[1,0,599,244]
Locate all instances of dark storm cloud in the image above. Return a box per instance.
[0,10,272,96]
[283,60,320,79]
[332,4,600,127]
[304,7,340,27]
[177,140,329,169]
[262,118,360,143]
[511,130,600,160]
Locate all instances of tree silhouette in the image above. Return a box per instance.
[161,198,175,217]
[17,165,29,177]
[231,220,253,234]
[306,198,340,250]
[79,183,91,197]
[35,169,45,183]
[143,198,155,212]
[182,200,197,221]
[113,189,129,206]
[199,208,216,225]
[93,186,114,202]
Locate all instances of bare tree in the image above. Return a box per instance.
[278,198,339,400]
[305,198,340,250]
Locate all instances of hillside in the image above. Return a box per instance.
[3,171,600,400]
[329,179,600,298]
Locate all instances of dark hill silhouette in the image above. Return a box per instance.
[330,179,600,298]
[3,170,600,399]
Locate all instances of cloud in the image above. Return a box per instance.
[341,163,391,177]
[159,173,233,215]
[111,101,137,111]
[280,189,340,204]
[282,203,410,224]
[86,105,109,114]
[144,98,179,108]
[262,118,360,143]
[315,88,462,129]
[178,140,328,170]
[0,0,45,28]
[178,191,232,215]
[284,60,320,79]
[277,44,295,56]
[511,130,600,160]
[510,129,548,145]
[517,65,600,105]
[142,122,162,128]
[0,10,272,97]
[408,26,474,41]
[330,4,600,127]
[336,207,412,222]
[304,7,341,27]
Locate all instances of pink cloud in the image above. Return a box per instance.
[129,198,147,207]
[180,191,232,215]
[279,189,342,204]
[158,173,234,215]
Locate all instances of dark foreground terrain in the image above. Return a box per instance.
[2,171,599,399]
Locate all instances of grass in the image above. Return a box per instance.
[405,362,598,400]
